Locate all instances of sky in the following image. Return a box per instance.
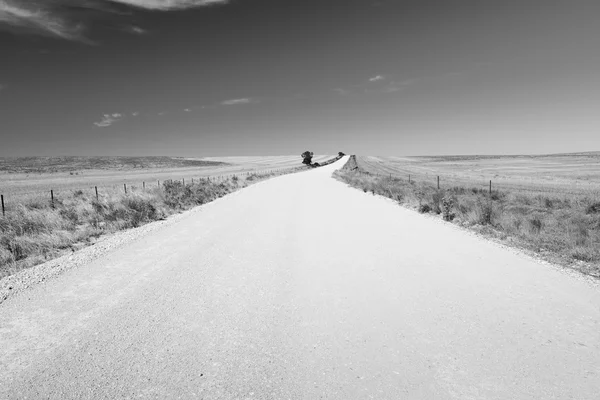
[1,0,600,157]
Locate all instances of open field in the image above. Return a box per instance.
[0,155,332,210]
[337,155,600,277]
[357,152,600,196]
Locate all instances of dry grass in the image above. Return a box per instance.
[336,156,600,278]
[0,155,333,202]
[0,167,308,279]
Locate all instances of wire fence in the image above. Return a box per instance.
[0,167,296,216]
[352,163,600,198]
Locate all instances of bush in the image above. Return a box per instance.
[121,194,163,227]
[586,202,600,214]
[528,214,543,234]
[0,247,15,265]
[431,191,443,214]
[419,203,432,213]
[475,198,495,225]
[442,195,456,221]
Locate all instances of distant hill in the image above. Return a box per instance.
[0,156,227,174]
[401,151,600,162]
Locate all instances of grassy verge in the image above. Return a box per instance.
[0,167,307,279]
[335,156,600,278]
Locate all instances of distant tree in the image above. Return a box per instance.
[301,151,314,165]
[338,152,345,157]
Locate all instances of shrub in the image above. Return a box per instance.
[431,191,443,214]
[442,195,456,221]
[475,198,494,225]
[586,202,600,214]
[528,214,543,234]
[419,203,432,213]
[121,194,163,227]
[395,192,404,203]
[571,246,597,262]
[490,191,504,201]
[0,247,15,265]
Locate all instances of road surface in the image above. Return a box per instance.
[1,156,599,399]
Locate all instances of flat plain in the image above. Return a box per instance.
[0,155,332,207]
[356,152,600,196]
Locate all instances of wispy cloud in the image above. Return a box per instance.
[334,88,350,96]
[0,0,87,41]
[0,0,230,41]
[334,74,420,97]
[93,113,123,127]
[221,98,254,106]
[382,78,419,93]
[128,25,148,35]
[108,0,229,11]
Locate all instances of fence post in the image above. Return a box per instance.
[158,180,160,187]
[50,189,55,208]
[183,178,185,186]
[408,174,411,183]
[124,183,127,194]
[489,180,492,195]
[437,176,440,190]
[143,182,145,190]
[95,186,99,201]
[1,194,4,217]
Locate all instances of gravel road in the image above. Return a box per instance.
[1,156,599,399]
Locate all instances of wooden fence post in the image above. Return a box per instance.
[95,186,99,201]
[489,180,492,195]
[408,174,411,183]
[50,190,55,208]
[158,180,160,187]
[183,178,185,186]
[1,194,5,217]
[143,182,145,190]
[437,176,440,189]
[124,183,127,194]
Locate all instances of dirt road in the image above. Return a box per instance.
[1,157,599,399]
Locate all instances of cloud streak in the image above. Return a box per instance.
[221,98,254,106]
[0,0,230,41]
[108,0,229,11]
[0,0,87,41]
[93,113,123,127]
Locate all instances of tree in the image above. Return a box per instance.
[301,151,314,165]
